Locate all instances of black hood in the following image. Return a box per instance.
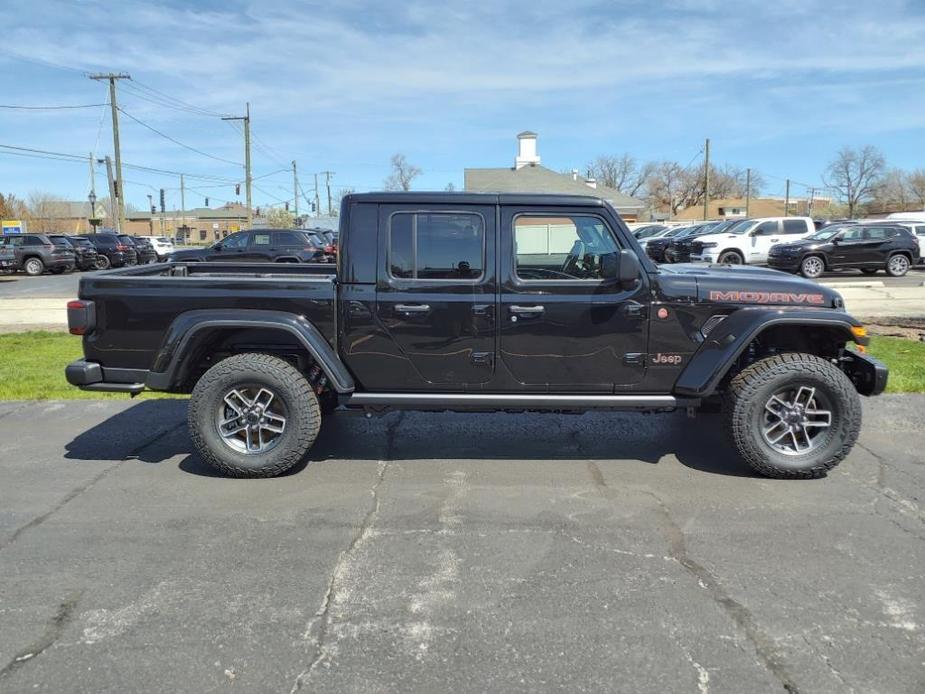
[169,247,209,261]
[657,263,844,309]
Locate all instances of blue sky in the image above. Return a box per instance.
[1,0,924,211]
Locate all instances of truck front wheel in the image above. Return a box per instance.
[188,353,321,478]
[724,353,861,479]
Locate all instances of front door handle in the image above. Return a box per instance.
[509,305,545,314]
[395,303,430,313]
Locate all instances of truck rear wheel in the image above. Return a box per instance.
[724,353,861,479]
[188,353,321,478]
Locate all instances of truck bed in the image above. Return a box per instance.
[78,262,337,370]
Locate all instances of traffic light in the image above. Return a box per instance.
[159,189,166,213]
[285,202,289,211]
[204,197,209,207]
[235,184,240,196]
[150,205,156,214]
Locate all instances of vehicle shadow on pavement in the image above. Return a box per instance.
[64,399,190,463]
[63,400,759,478]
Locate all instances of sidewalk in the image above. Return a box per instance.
[0,282,923,332]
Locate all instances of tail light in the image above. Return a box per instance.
[324,244,335,253]
[116,243,127,251]
[44,243,54,250]
[67,300,96,336]
[305,245,319,252]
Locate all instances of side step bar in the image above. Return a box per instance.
[346,393,691,410]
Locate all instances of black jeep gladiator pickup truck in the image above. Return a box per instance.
[65,192,887,479]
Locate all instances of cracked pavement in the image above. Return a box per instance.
[0,396,922,693]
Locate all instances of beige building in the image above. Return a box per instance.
[673,196,832,221]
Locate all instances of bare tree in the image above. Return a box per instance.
[263,206,294,229]
[330,187,355,216]
[873,169,913,212]
[384,154,422,191]
[823,146,886,217]
[0,193,27,220]
[586,154,655,198]
[906,169,925,208]
[26,191,69,232]
[445,182,456,192]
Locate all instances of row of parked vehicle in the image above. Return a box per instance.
[631,215,925,278]
[0,232,175,276]
[165,227,338,264]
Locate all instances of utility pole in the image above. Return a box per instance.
[785,179,791,217]
[745,168,751,218]
[180,174,186,241]
[103,156,117,229]
[808,187,816,218]
[89,73,130,233]
[88,153,97,225]
[222,103,252,227]
[313,173,321,217]
[292,160,299,218]
[702,138,710,221]
[322,170,335,216]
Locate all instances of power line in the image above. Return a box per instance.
[0,103,108,110]
[118,107,242,166]
[128,79,232,119]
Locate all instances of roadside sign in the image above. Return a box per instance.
[1,220,23,234]
[229,224,240,232]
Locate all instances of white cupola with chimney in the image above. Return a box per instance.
[514,131,540,169]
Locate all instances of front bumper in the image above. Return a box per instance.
[65,359,146,394]
[767,256,801,272]
[842,351,888,396]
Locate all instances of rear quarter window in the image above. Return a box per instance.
[782,219,808,234]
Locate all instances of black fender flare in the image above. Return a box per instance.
[673,308,866,398]
[145,309,355,393]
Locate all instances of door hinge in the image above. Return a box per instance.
[623,352,646,366]
[623,304,647,319]
[471,351,494,367]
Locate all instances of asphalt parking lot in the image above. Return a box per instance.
[1,397,922,693]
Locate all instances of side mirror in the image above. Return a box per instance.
[603,249,641,288]
[831,236,840,245]
[749,229,760,237]
[213,243,223,251]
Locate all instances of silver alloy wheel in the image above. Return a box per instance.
[762,386,832,456]
[216,386,288,454]
[888,255,909,275]
[25,258,42,275]
[801,256,824,278]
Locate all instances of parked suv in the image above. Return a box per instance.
[0,233,76,275]
[665,219,739,263]
[768,223,920,278]
[75,234,131,270]
[167,229,326,263]
[137,235,175,261]
[647,222,721,263]
[119,235,158,264]
[64,236,100,271]
[690,217,816,265]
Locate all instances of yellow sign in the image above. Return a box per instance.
[1,220,23,234]
[229,224,240,233]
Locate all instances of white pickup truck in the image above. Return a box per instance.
[690,217,815,265]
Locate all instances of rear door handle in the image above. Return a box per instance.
[509,305,545,314]
[395,303,430,313]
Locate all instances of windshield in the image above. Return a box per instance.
[705,220,736,235]
[808,226,848,241]
[635,225,666,239]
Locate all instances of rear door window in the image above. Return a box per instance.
[782,219,807,235]
[251,232,272,247]
[274,231,302,246]
[388,212,484,280]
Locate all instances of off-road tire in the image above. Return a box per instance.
[188,353,321,478]
[23,257,44,276]
[724,353,861,479]
[717,250,744,265]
